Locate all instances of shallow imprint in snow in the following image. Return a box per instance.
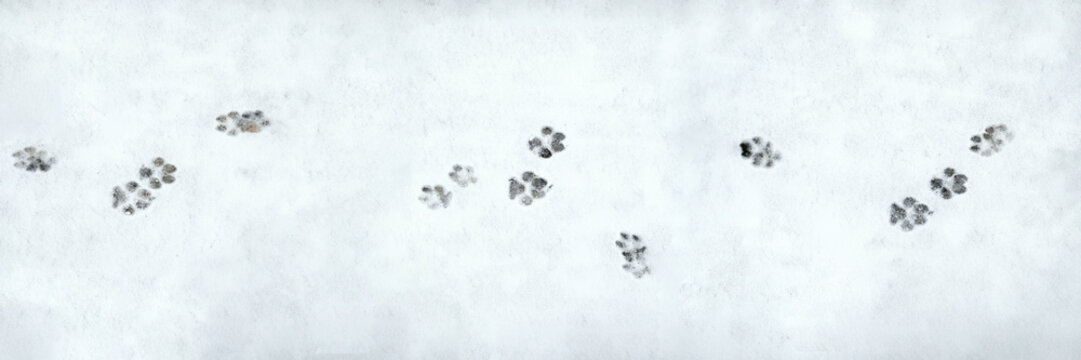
[739,136,781,168]
[615,232,649,278]
[508,171,551,206]
[527,126,566,159]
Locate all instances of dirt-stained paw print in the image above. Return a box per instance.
[216,110,271,136]
[112,182,155,215]
[739,137,781,168]
[419,185,452,209]
[12,146,57,172]
[969,124,1014,156]
[508,171,552,206]
[930,167,968,199]
[527,126,566,159]
[140,157,177,189]
[889,197,933,231]
[448,164,477,187]
[615,233,650,278]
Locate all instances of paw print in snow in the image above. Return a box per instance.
[216,110,271,136]
[419,185,452,209]
[889,197,933,231]
[615,233,649,278]
[139,157,178,189]
[12,146,56,172]
[527,126,566,158]
[930,168,968,199]
[112,182,155,215]
[739,137,781,167]
[969,124,1013,156]
[448,164,477,187]
[508,171,551,206]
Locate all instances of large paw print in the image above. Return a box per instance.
[739,137,781,168]
[12,146,56,172]
[448,164,477,187]
[216,110,271,136]
[508,171,551,206]
[930,168,968,199]
[112,181,155,215]
[527,126,566,159]
[889,197,933,231]
[615,233,650,278]
[969,124,1014,156]
[419,185,452,209]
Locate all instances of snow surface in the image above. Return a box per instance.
[2,1,1081,358]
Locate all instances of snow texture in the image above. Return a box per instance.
[2,0,1081,358]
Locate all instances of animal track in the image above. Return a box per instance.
[448,164,477,187]
[889,197,933,231]
[615,233,649,278]
[508,171,551,206]
[739,137,781,167]
[419,185,452,209]
[139,157,178,189]
[12,146,56,172]
[527,126,566,159]
[216,110,271,136]
[930,168,968,199]
[969,124,1014,156]
[113,157,177,215]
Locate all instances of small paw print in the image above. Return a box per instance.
[216,110,271,136]
[419,185,452,209]
[739,137,781,168]
[889,197,933,231]
[527,126,566,158]
[12,146,56,172]
[139,157,178,189]
[112,182,155,215]
[448,164,477,187]
[508,171,551,206]
[615,233,649,278]
[930,167,968,199]
[969,124,1014,156]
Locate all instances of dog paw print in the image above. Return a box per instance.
[930,168,968,199]
[215,110,271,136]
[889,197,933,231]
[112,181,155,215]
[739,137,781,168]
[12,146,56,172]
[419,185,452,209]
[969,124,1014,156]
[448,164,477,187]
[615,233,650,278]
[138,157,178,189]
[508,171,551,206]
[527,126,566,159]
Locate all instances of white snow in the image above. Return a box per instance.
[2,1,1081,358]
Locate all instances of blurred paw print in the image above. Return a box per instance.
[448,164,477,187]
[12,146,56,172]
[969,124,1013,157]
[889,197,933,232]
[419,185,452,209]
[615,232,649,278]
[216,110,271,136]
[508,171,551,206]
[930,168,968,199]
[527,126,566,159]
[112,157,178,216]
[739,137,781,168]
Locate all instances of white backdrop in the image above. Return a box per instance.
[2,0,1081,358]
